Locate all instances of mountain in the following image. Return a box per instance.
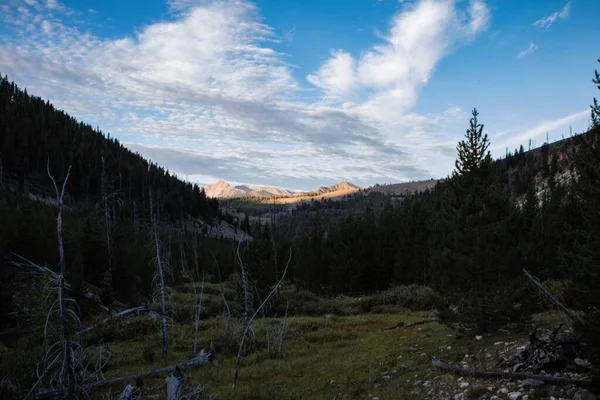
[312,181,361,195]
[204,180,296,198]
[364,179,441,196]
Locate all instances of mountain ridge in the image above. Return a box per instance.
[204,180,361,199]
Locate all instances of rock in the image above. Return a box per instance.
[475,335,483,340]
[574,358,591,367]
[459,381,469,388]
[508,392,521,400]
[490,397,499,400]
[522,379,545,389]
[575,390,597,400]
[498,387,509,394]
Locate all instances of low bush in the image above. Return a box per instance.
[366,285,440,311]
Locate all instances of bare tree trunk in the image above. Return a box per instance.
[150,189,169,361]
[101,152,112,269]
[100,152,114,313]
[47,160,75,398]
[165,376,181,400]
[193,273,204,355]
[210,251,231,335]
[523,268,577,322]
[233,246,292,388]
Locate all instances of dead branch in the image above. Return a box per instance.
[233,244,292,388]
[75,306,148,336]
[11,253,109,312]
[523,268,577,322]
[34,350,211,399]
[381,319,437,332]
[431,358,591,387]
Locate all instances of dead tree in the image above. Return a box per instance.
[210,251,232,336]
[150,189,171,361]
[193,273,205,355]
[46,161,76,398]
[232,243,292,388]
[523,268,577,322]
[98,152,123,313]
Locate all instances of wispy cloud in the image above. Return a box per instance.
[533,2,570,29]
[308,0,491,121]
[284,26,296,42]
[0,0,492,189]
[517,42,538,59]
[493,110,589,152]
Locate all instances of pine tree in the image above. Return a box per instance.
[562,57,600,369]
[591,57,600,128]
[434,109,516,333]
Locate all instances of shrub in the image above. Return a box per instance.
[368,285,440,311]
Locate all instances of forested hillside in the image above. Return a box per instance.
[243,59,600,358]
[0,75,245,329]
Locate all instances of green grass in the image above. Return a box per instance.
[89,310,563,400]
[0,279,570,399]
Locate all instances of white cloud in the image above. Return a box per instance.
[533,2,570,29]
[492,110,589,152]
[307,50,357,98]
[309,0,490,121]
[0,0,492,188]
[517,42,538,59]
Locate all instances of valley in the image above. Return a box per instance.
[0,2,599,398]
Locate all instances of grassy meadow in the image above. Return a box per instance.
[12,280,561,400]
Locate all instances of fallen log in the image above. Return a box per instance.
[523,268,577,322]
[76,305,148,336]
[117,384,135,400]
[33,350,211,399]
[165,376,182,400]
[431,358,592,387]
[381,319,437,332]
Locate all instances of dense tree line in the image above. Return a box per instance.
[267,59,600,343]
[0,74,219,222]
[0,74,243,329]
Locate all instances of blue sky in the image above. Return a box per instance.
[0,0,597,190]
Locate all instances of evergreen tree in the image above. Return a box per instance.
[562,58,600,368]
[433,109,517,333]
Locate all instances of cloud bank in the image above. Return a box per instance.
[0,0,491,190]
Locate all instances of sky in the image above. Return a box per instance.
[0,0,597,191]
